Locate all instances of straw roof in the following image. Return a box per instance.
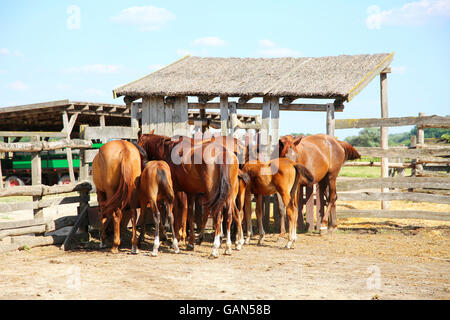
[114,53,394,102]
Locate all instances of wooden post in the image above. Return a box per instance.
[261,97,271,161]
[229,102,238,137]
[99,115,107,143]
[220,96,228,136]
[62,111,76,183]
[0,157,3,189]
[380,72,389,209]
[130,103,139,130]
[173,96,189,137]
[79,125,89,181]
[415,112,425,175]
[31,136,43,219]
[270,97,280,158]
[141,97,151,134]
[305,185,314,232]
[326,103,335,137]
[154,96,165,135]
[164,97,174,138]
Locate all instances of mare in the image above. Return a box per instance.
[278,134,360,234]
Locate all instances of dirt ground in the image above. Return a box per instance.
[0,215,449,300]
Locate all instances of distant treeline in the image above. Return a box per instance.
[290,127,450,147]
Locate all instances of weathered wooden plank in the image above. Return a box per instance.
[130,102,139,129]
[356,147,450,160]
[0,131,68,138]
[62,111,76,183]
[38,195,89,208]
[0,139,92,152]
[337,177,450,191]
[336,115,450,129]
[0,235,66,254]
[82,126,139,140]
[337,191,450,204]
[0,224,46,240]
[229,102,238,137]
[84,149,99,163]
[326,103,335,137]
[0,201,37,213]
[154,96,165,135]
[270,97,280,158]
[260,97,271,161]
[0,218,46,231]
[173,97,189,137]
[336,209,450,221]
[380,72,389,209]
[344,161,414,168]
[189,102,344,112]
[220,96,229,136]
[164,101,174,137]
[141,97,151,134]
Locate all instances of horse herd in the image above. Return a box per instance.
[92,130,360,258]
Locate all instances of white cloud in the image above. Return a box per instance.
[63,64,123,74]
[193,36,226,47]
[366,0,450,29]
[257,40,301,57]
[112,6,175,31]
[0,48,10,55]
[8,80,29,91]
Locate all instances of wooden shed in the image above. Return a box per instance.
[113,53,394,160]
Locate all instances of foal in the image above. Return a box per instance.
[137,160,180,256]
[242,158,313,249]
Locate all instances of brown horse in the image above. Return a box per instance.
[137,160,179,256]
[278,134,360,234]
[242,158,314,248]
[139,132,240,258]
[92,140,142,253]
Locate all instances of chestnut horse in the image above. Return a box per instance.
[278,134,360,234]
[242,158,314,248]
[139,132,240,258]
[137,160,180,256]
[92,140,142,253]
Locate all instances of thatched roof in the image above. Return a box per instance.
[114,53,394,102]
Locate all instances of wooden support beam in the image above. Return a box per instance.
[62,112,76,183]
[220,96,229,136]
[270,97,280,158]
[154,96,165,135]
[326,103,335,137]
[260,97,271,161]
[130,103,139,129]
[173,96,189,137]
[229,102,238,137]
[189,102,344,112]
[380,72,389,209]
[141,97,151,134]
[164,98,174,137]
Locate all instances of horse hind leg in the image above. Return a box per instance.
[224,205,233,255]
[151,202,161,257]
[111,208,122,254]
[256,195,265,246]
[210,212,223,259]
[320,176,337,235]
[166,202,180,254]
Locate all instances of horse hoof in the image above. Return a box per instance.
[151,251,158,257]
[209,253,219,259]
[320,227,328,236]
[224,248,232,255]
[186,243,195,251]
[131,247,139,255]
[235,244,242,251]
[279,232,287,239]
[110,247,119,254]
[173,248,180,254]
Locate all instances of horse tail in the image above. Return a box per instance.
[101,147,134,217]
[156,167,174,205]
[291,164,314,203]
[338,140,361,161]
[206,158,232,217]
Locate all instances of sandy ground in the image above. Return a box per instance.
[0,215,449,300]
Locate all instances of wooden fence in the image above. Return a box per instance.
[0,126,138,253]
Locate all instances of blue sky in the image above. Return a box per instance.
[1,0,449,139]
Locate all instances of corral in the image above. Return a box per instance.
[0,53,449,300]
